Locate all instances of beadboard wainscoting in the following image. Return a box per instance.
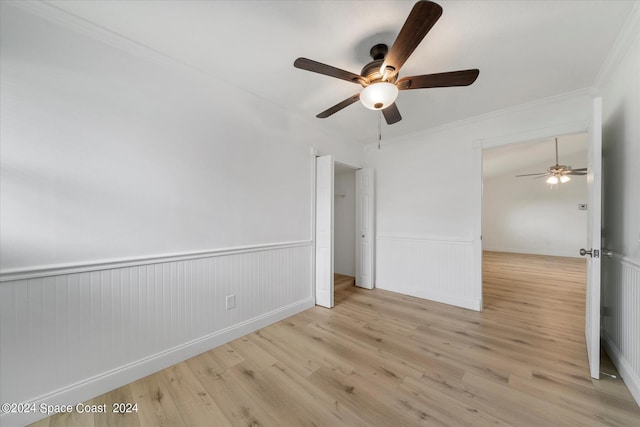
[376,236,480,311]
[602,254,640,406]
[0,241,313,427]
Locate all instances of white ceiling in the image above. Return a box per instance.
[44,0,635,144]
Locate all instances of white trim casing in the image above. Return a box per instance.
[314,155,334,308]
[0,241,312,282]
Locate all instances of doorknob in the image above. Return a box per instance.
[580,248,600,258]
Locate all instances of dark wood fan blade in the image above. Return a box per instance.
[397,69,480,90]
[294,58,364,85]
[566,171,587,176]
[381,1,443,78]
[382,103,402,125]
[316,94,360,118]
[516,172,547,177]
[568,167,588,172]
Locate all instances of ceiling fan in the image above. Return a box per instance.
[515,138,587,184]
[293,0,479,125]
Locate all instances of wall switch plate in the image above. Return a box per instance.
[226,294,236,310]
[578,204,587,210]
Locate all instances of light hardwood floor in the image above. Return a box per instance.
[31,252,640,426]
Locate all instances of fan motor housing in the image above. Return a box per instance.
[548,165,569,174]
[360,59,385,83]
[360,44,397,86]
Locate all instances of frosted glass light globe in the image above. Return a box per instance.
[360,82,399,110]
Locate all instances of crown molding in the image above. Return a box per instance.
[7,0,362,152]
[364,88,592,151]
[593,1,640,90]
[9,0,186,73]
[364,3,640,152]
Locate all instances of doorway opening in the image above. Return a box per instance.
[475,99,603,379]
[480,132,612,374]
[334,162,358,302]
[481,132,589,304]
[482,133,589,258]
[314,155,375,309]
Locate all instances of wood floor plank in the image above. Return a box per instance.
[461,370,604,427]
[246,329,318,377]
[26,419,50,427]
[508,371,640,426]
[159,362,231,427]
[184,352,278,427]
[307,365,419,426]
[228,361,339,427]
[47,405,96,427]
[264,362,370,427]
[31,252,640,426]
[127,373,186,427]
[93,385,141,427]
[397,375,513,427]
[207,343,244,369]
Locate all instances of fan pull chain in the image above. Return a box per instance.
[378,110,382,150]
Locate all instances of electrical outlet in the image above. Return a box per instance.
[226,294,236,310]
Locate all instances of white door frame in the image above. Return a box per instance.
[312,155,371,307]
[474,118,601,376]
[355,168,375,289]
[473,121,592,312]
[315,154,334,308]
[584,97,602,379]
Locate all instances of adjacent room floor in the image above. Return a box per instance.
[31,252,640,426]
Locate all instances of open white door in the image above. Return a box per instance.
[583,97,602,379]
[355,168,375,289]
[315,155,334,308]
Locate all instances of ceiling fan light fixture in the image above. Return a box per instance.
[360,82,398,110]
[294,2,479,124]
[560,175,571,183]
[546,175,559,184]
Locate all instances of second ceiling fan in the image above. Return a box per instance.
[294,0,479,125]
[515,138,587,184]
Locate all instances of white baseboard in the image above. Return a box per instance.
[1,297,314,427]
[376,283,481,312]
[603,328,640,407]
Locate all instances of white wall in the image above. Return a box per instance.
[334,169,356,276]
[0,3,362,272]
[483,150,588,258]
[0,4,363,425]
[599,37,640,267]
[598,5,640,406]
[367,91,592,311]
